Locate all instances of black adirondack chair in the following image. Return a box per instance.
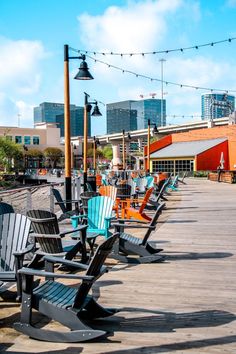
[80,191,100,214]
[111,203,166,263]
[26,209,88,264]
[0,213,34,299]
[52,188,80,222]
[14,233,119,342]
[0,202,14,215]
[145,177,170,210]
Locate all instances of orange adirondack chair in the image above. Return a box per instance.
[99,185,119,217]
[124,187,154,222]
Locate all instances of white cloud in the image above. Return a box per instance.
[226,0,236,7]
[0,37,47,127]
[75,0,236,134]
[78,0,182,52]
[0,37,46,95]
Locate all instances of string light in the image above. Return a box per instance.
[73,37,236,57]
[70,50,236,93]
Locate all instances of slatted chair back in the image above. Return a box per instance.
[138,187,154,215]
[0,202,14,215]
[33,234,63,254]
[26,210,63,254]
[27,209,60,234]
[80,191,100,213]
[87,196,114,232]
[73,233,119,308]
[52,188,67,213]
[0,213,31,272]
[99,185,117,201]
[115,184,131,200]
[142,203,165,245]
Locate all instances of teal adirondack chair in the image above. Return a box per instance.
[168,175,179,191]
[146,176,154,188]
[71,196,115,255]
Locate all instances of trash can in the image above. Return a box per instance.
[87,176,96,191]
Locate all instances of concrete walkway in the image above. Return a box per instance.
[1,178,236,353]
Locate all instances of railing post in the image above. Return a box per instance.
[75,177,81,200]
[72,178,75,199]
[49,185,54,212]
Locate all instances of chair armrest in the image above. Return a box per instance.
[60,224,88,237]
[43,255,89,270]
[104,216,116,221]
[18,267,94,281]
[13,243,35,256]
[55,199,80,204]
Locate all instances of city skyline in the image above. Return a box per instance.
[0,0,236,135]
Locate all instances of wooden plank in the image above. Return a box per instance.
[1,178,236,353]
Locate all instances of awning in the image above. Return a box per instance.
[150,138,227,158]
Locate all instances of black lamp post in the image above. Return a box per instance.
[64,44,93,210]
[83,93,102,191]
[93,136,100,171]
[122,130,132,170]
[147,119,158,173]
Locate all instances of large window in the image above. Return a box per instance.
[152,160,174,173]
[15,136,22,144]
[152,159,194,174]
[33,136,40,145]
[24,136,31,145]
[175,160,193,173]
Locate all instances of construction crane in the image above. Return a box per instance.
[139,93,157,99]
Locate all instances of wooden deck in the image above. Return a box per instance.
[1,178,236,353]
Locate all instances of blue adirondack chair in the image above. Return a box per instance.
[71,196,115,255]
[168,175,179,191]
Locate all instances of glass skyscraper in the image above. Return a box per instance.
[201,93,235,120]
[33,102,90,137]
[106,100,137,134]
[106,98,166,134]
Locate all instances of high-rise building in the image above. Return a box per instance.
[106,98,166,134]
[132,99,166,129]
[201,93,235,120]
[106,100,137,134]
[33,102,90,137]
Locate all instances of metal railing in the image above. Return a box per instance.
[0,177,82,215]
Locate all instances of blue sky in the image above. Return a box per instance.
[0,0,236,135]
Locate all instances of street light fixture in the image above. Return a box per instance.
[64,44,93,210]
[83,93,102,191]
[147,119,158,174]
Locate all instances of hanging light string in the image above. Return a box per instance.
[71,37,236,57]
[70,49,236,93]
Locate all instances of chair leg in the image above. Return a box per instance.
[81,296,119,319]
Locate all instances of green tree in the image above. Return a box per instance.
[102,145,113,160]
[43,147,63,168]
[0,137,22,172]
[87,147,104,158]
[26,148,43,158]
